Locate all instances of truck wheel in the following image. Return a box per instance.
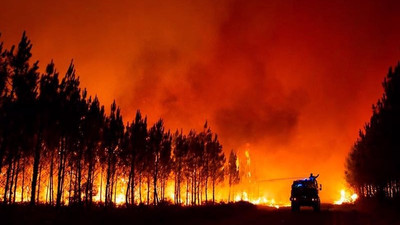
[313,203,320,212]
[291,203,299,212]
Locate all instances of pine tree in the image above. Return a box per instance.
[172,130,188,204]
[228,150,240,202]
[0,33,10,175]
[159,130,172,202]
[346,63,400,200]
[103,100,124,206]
[208,134,225,203]
[7,32,40,205]
[148,119,164,205]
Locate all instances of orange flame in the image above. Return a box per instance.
[334,189,358,205]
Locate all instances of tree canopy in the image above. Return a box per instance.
[346,63,400,200]
[0,32,232,206]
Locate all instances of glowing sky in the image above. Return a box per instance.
[1,0,400,202]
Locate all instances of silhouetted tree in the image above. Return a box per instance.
[0,33,9,178]
[148,119,164,205]
[346,62,400,200]
[6,32,40,205]
[208,134,225,203]
[0,32,229,207]
[82,96,105,205]
[159,130,172,202]
[39,61,61,205]
[186,130,204,205]
[56,61,83,207]
[121,110,147,206]
[103,101,124,206]
[172,130,188,204]
[228,150,240,202]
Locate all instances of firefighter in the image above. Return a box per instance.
[309,173,319,188]
[309,173,319,181]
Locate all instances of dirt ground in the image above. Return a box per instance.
[1,202,399,225]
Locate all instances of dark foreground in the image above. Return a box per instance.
[1,202,399,225]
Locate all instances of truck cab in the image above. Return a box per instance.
[290,179,321,211]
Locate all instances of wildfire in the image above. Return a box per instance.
[244,150,251,167]
[334,189,358,205]
[0,143,351,207]
[234,191,287,208]
[115,194,126,205]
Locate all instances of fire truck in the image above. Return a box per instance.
[290,178,322,211]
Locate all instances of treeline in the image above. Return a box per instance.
[0,32,240,207]
[346,63,400,201]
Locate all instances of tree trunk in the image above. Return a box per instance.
[139,173,142,203]
[114,175,117,204]
[74,164,78,203]
[56,138,65,207]
[21,161,25,202]
[9,157,17,204]
[105,156,112,206]
[205,176,208,203]
[191,173,194,205]
[49,152,54,205]
[85,153,93,205]
[30,134,42,205]
[153,160,158,205]
[228,184,231,202]
[125,169,131,206]
[68,163,73,204]
[4,157,12,203]
[186,178,189,206]
[0,135,8,175]
[130,160,135,205]
[36,162,42,204]
[147,175,150,205]
[197,174,201,205]
[212,178,215,203]
[100,168,103,202]
[90,165,95,204]
[77,152,82,204]
[177,170,181,204]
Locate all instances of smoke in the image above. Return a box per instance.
[118,0,308,149]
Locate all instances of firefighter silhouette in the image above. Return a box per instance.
[309,173,319,181]
[309,173,319,188]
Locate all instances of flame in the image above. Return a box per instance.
[234,191,287,208]
[115,193,126,205]
[244,150,250,166]
[0,146,351,207]
[334,189,358,205]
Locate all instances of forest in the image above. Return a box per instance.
[346,62,400,202]
[0,32,240,207]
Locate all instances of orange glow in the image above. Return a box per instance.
[235,155,240,171]
[1,0,400,205]
[334,189,358,205]
[234,191,288,208]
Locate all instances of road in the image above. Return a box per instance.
[230,204,400,225]
[1,203,399,225]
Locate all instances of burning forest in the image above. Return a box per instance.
[1,0,400,224]
[0,32,394,209]
[0,33,231,206]
[0,33,281,207]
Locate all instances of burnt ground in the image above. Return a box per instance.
[0,202,399,225]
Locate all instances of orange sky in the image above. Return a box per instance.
[1,0,400,203]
